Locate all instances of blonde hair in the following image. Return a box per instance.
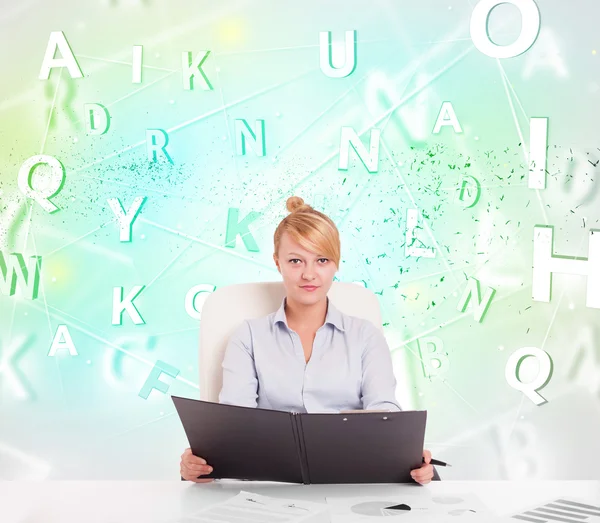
[273,196,341,267]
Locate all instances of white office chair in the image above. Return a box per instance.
[199,281,383,403]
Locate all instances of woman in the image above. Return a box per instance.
[180,196,435,485]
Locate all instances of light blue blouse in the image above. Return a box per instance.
[218,297,402,413]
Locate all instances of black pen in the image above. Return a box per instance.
[423,457,452,467]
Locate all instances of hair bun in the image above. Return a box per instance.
[286,196,311,213]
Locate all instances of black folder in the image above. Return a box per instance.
[172,395,427,484]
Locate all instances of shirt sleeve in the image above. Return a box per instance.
[218,320,259,408]
[360,321,402,412]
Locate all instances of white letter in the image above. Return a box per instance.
[107,196,146,242]
[17,155,66,213]
[505,346,552,405]
[455,175,481,208]
[470,0,541,59]
[138,360,180,399]
[457,277,496,322]
[48,325,78,356]
[112,286,145,325]
[39,31,83,80]
[0,252,42,300]
[432,102,463,134]
[84,103,111,135]
[225,208,261,252]
[185,284,216,319]
[319,30,357,78]
[533,226,600,308]
[132,45,143,83]
[418,336,449,379]
[235,119,266,156]
[146,129,173,164]
[338,127,380,173]
[0,335,34,400]
[181,51,212,90]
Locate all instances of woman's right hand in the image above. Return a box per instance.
[180,448,215,483]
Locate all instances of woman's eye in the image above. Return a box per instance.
[288,258,327,264]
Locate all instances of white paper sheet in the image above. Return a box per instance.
[326,492,493,522]
[174,490,328,523]
[510,496,600,522]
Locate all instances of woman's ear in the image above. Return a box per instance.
[273,254,281,273]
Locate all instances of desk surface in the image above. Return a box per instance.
[1,480,599,523]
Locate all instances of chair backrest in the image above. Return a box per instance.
[199,281,383,402]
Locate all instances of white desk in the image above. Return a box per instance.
[1,480,599,522]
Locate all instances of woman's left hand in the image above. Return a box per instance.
[410,449,434,485]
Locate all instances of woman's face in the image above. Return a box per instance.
[274,232,338,306]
